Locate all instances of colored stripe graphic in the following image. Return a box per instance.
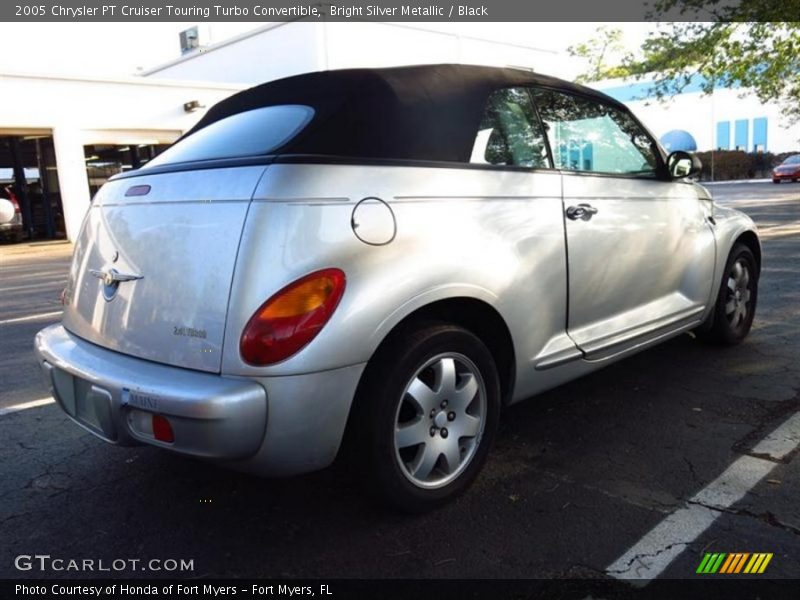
[734,553,750,573]
[719,554,736,574]
[696,553,712,573]
[697,552,772,574]
[697,553,727,573]
[758,554,773,573]
[744,553,774,574]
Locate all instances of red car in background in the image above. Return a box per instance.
[772,154,800,183]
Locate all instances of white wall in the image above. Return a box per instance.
[0,72,242,240]
[145,22,575,85]
[146,22,324,84]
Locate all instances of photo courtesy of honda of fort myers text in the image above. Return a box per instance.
[2,1,800,599]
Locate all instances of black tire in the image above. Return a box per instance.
[772,180,780,184]
[695,243,759,345]
[350,322,500,513]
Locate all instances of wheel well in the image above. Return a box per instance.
[735,231,761,273]
[371,298,517,404]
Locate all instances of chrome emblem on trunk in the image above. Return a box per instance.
[89,268,143,301]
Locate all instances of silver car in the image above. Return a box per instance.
[34,65,760,512]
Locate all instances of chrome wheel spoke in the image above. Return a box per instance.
[732,261,743,283]
[742,267,750,288]
[451,373,478,411]
[454,414,481,439]
[406,377,437,413]
[441,441,461,474]
[725,299,736,315]
[743,289,751,303]
[396,419,430,449]
[411,442,440,480]
[434,357,457,395]
[727,277,736,292]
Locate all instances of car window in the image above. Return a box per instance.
[782,155,800,165]
[145,104,314,168]
[531,89,659,176]
[471,87,550,168]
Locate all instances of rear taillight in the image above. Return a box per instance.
[152,415,174,443]
[6,190,20,213]
[240,268,346,366]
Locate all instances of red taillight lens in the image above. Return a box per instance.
[152,415,174,443]
[240,268,346,365]
[6,190,20,213]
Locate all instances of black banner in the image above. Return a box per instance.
[3,579,799,600]
[1,0,780,23]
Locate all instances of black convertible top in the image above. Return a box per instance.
[185,64,626,164]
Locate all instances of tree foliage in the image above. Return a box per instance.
[571,3,800,121]
[568,26,633,83]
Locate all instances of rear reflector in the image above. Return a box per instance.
[240,268,346,365]
[152,415,174,443]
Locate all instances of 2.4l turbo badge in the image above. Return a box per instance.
[173,326,207,339]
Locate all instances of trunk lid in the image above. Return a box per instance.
[62,165,267,373]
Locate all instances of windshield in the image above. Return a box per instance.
[781,155,800,166]
[145,104,314,168]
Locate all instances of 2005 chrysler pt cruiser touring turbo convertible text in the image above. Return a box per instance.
[35,65,760,512]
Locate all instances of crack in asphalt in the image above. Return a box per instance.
[682,456,701,485]
[604,541,692,576]
[687,499,800,538]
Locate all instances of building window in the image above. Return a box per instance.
[734,119,749,151]
[716,121,730,150]
[752,117,768,152]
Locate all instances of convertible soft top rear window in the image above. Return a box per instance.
[145,104,314,168]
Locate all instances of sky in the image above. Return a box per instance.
[0,22,655,79]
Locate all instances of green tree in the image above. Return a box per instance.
[573,3,800,121]
[568,26,633,83]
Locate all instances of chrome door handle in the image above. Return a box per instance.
[566,203,599,221]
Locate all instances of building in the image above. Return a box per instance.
[3,23,796,244]
[2,22,577,244]
[0,71,243,241]
[594,76,798,154]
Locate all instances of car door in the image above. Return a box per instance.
[530,88,716,358]
[467,86,580,389]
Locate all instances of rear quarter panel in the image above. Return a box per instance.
[221,163,567,390]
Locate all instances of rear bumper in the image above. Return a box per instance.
[34,324,268,460]
[0,221,22,235]
[34,324,365,476]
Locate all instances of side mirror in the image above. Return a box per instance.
[667,150,702,179]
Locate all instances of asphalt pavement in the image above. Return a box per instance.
[0,182,798,584]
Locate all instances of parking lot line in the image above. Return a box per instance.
[606,411,800,582]
[0,397,55,417]
[0,310,62,325]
